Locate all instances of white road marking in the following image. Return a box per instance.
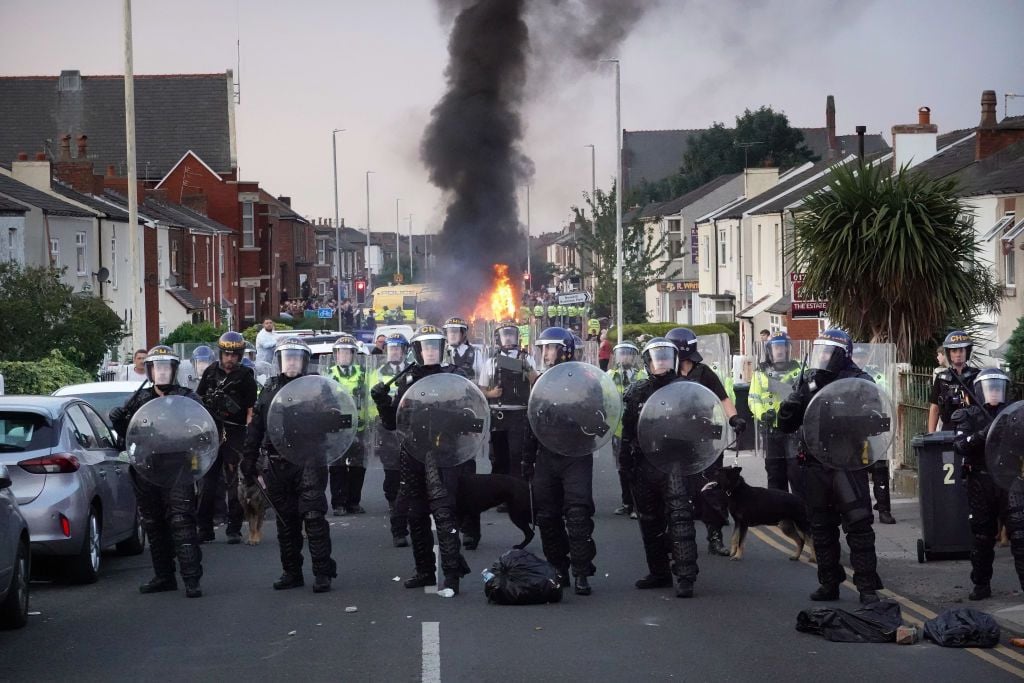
[422,621,441,683]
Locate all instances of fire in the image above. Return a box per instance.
[471,263,518,322]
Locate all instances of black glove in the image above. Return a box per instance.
[520,461,535,481]
[109,406,126,425]
[240,457,258,479]
[729,415,747,434]
[762,409,777,425]
[370,382,390,404]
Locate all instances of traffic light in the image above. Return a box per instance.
[354,278,366,304]
[524,271,531,281]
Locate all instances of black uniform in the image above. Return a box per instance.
[930,366,981,428]
[241,374,337,582]
[446,343,482,545]
[678,362,731,543]
[620,372,698,588]
[953,402,1024,590]
[195,361,258,539]
[375,361,410,542]
[485,350,533,478]
[375,364,471,589]
[779,365,883,596]
[110,386,204,588]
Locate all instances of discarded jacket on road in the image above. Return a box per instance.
[796,600,902,643]
[483,549,563,605]
[924,608,1001,648]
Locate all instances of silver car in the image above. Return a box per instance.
[0,397,144,584]
[0,463,30,628]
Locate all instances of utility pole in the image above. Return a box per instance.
[331,128,345,331]
[395,197,401,278]
[525,183,531,290]
[123,0,144,350]
[407,214,414,281]
[365,170,374,293]
[601,58,624,335]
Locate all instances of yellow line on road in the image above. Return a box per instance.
[748,525,1024,679]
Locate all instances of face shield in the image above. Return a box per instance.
[945,347,968,367]
[498,328,519,349]
[193,359,211,376]
[386,344,406,363]
[334,348,355,367]
[645,346,677,376]
[614,348,638,367]
[810,342,846,376]
[769,341,791,365]
[977,377,1008,406]
[148,360,176,386]
[539,343,565,370]
[418,339,444,366]
[446,328,466,346]
[279,349,307,378]
[243,348,256,361]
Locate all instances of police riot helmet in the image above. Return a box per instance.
[612,342,640,368]
[494,319,520,351]
[641,337,678,377]
[810,329,853,377]
[443,317,469,347]
[191,344,215,363]
[385,332,410,363]
[332,334,359,367]
[942,330,973,364]
[243,341,257,361]
[241,357,255,370]
[665,327,703,363]
[766,333,792,367]
[217,331,246,355]
[572,334,585,361]
[411,325,446,366]
[534,327,575,369]
[145,345,181,387]
[275,337,311,378]
[974,367,1010,407]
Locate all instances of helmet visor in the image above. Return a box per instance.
[279,349,307,377]
[614,348,638,366]
[498,328,519,348]
[769,342,791,365]
[810,343,844,374]
[148,360,176,385]
[418,339,444,365]
[978,377,1008,406]
[386,344,405,363]
[334,348,354,366]
[539,343,565,370]
[645,346,677,375]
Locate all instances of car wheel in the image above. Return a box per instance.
[116,509,145,556]
[67,506,101,584]
[0,539,30,629]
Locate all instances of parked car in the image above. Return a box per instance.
[0,464,30,629]
[53,381,142,428]
[0,396,144,584]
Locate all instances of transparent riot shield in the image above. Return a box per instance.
[803,377,893,470]
[396,373,490,468]
[267,375,357,467]
[366,355,406,470]
[986,401,1024,490]
[527,361,622,457]
[253,361,275,389]
[126,395,219,488]
[176,359,199,390]
[697,332,732,380]
[637,381,727,475]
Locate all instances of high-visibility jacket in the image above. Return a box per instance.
[748,362,802,427]
[329,364,368,432]
[607,365,647,437]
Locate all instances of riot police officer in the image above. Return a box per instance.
[372,333,412,547]
[749,333,803,497]
[521,327,597,596]
[371,325,472,594]
[481,320,537,478]
[608,342,646,516]
[665,327,746,557]
[327,334,369,516]
[852,345,895,524]
[442,316,483,549]
[779,329,884,604]
[929,330,980,433]
[195,331,258,544]
[109,345,205,597]
[620,338,701,597]
[189,344,215,387]
[241,338,338,593]
[952,367,1024,600]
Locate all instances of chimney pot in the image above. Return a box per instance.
[106,165,116,177]
[825,95,837,160]
[35,152,47,161]
[60,134,72,161]
[76,134,88,158]
[918,107,931,126]
[17,152,28,161]
[981,90,998,128]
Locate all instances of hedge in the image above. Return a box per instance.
[606,322,737,348]
[241,321,294,344]
[0,350,92,395]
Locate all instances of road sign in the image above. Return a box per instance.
[557,291,591,305]
[317,308,334,319]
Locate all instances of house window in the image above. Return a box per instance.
[1005,241,1017,288]
[718,229,727,266]
[668,236,684,259]
[318,280,328,296]
[75,232,87,275]
[769,314,783,332]
[219,239,225,284]
[191,239,197,286]
[110,234,117,288]
[774,222,781,283]
[7,228,16,263]
[246,287,257,322]
[207,240,213,286]
[317,238,327,265]
[170,242,179,275]
[756,225,762,283]
[158,245,165,288]
[50,238,59,265]
[242,202,255,247]
[702,235,710,272]
[667,218,681,233]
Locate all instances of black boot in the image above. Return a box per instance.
[462,535,479,551]
[707,529,731,557]
[859,590,880,604]
[404,572,436,589]
[969,584,992,601]
[139,575,177,594]
[313,575,332,593]
[574,576,591,596]
[393,534,409,548]
[273,573,304,590]
[810,584,840,601]
[184,579,202,598]
[635,574,673,589]
[878,511,896,524]
[676,578,694,598]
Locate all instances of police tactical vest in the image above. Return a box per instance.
[490,352,531,408]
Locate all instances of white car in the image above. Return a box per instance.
[53,382,143,427]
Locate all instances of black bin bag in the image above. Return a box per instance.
[484,549,563,605]
[924,608,1001,648]
[796,600,902,643]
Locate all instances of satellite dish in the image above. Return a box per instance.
[95,267,110,283]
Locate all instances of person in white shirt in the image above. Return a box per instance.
[480,321,538,482]
[255,319,278,364]
[122,349,148,381]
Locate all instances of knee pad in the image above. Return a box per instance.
[565,505,590,526]
[169,513,193,529]
[535,510,561,528]
[303,510,325,522]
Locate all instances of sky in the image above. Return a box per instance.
[2,0,1023,239]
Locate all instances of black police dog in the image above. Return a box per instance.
[715,466,814,562]
[457,474,534,550]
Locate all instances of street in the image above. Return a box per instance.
[2,453,1023,682]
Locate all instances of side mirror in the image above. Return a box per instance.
[0,464,12,490]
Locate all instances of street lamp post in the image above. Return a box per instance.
[585,144,596,213]
[365,171,374,294]
[525,183,531,290]
[331,128,345,331]
[395,197,401,279]
[601,58,624,335]
[407,214,414,281]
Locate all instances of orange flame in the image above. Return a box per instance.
[471,263,519,322]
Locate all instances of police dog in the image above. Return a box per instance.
[237,476,268,545]
[716,466,814,562]
[457,474,534,550]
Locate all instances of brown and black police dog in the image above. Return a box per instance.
[238,477,268,545]
[457,473,534,550]
[716,466,814,562]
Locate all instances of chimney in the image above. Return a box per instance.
[54,133,98,193]
[106,165,116,177]
[59,134,72,161]
[277,196,291,207]
[35,152,46,161]
[16,152,28,161]
[891,105,938,170]
[76,135,88,159]
[855,125,867,161]
[826,95,837,160]
[11,153,52,191]
[980,90,998,128]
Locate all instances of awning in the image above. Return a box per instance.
[736,294,773,319]
[698,293,735,300]
[767,295,791,314]
[1002,218,1024,243]
[167,287,204,312]
[982,215,1015,241]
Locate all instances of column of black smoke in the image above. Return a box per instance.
[421,0,659,318]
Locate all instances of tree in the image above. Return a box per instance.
[0,263,126,372]
[571,184,677,324]
[1006,315,1024,378]
[791,162,1002,362]
[631,107,817,205]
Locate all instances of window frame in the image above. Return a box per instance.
[242,202,255,247]
[75,231,87,275]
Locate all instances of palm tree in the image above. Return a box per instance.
[791,162,1001,362]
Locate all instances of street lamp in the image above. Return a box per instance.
[601,58,624,335]
[365,170,374,294]
[331,128,345,331]
[395,197,401,279]
[408,214,414,281]
[525,183,531,292]
[585,143,596,215]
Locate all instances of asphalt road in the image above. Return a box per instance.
[2,453,1023,682]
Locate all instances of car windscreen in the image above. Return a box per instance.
[65,393,133,423]
[0,411,57,452]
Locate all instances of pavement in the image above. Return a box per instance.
[2,449,1024,682]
